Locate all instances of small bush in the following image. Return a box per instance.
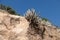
[0,4,20,16]
[42,18,48,21]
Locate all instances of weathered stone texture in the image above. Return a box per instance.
[0,10,59,40]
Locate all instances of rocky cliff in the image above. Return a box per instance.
[0,9,60,40]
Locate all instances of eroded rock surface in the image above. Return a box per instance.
[0,11,29,40]
[0,10,60,40]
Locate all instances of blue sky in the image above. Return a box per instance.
[0,0,60,27]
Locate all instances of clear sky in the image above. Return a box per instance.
[0,0,60,27]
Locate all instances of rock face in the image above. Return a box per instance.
[0,10,29,40]
[0,10,60,40]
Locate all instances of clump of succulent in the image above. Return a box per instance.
[0,4,20,16]
[25,9,45,39]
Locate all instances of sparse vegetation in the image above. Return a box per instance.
[42,17,48,21]
[0,4,20,16]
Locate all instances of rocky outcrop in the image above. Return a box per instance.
[0,10,60,40]
[0,10,29,40]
